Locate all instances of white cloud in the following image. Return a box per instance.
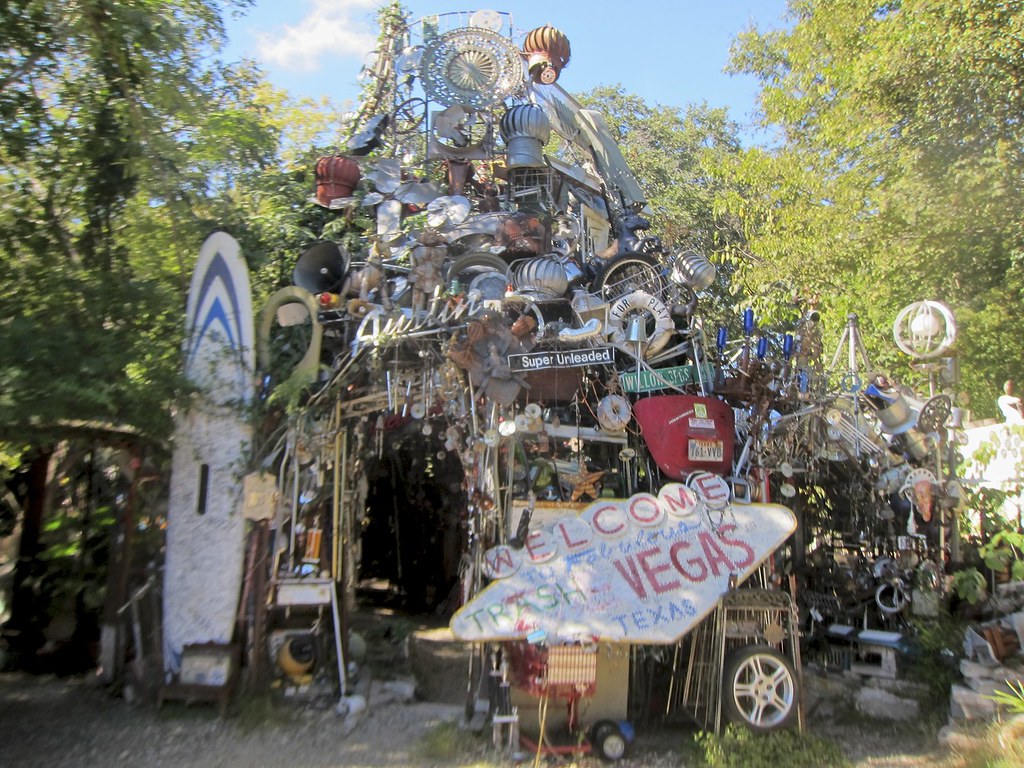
[255,0,382,72]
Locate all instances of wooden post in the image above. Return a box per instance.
[97,448,140,684]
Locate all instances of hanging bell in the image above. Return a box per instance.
[624,315,649,345]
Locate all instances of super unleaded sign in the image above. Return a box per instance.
[508,346,614,371]
[450,483,796,644]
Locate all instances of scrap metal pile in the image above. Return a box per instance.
[258,9,963,636]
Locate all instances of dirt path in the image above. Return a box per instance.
[0,670,950,768]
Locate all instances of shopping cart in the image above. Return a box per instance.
[507,641,630,761]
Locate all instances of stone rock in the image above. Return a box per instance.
[802,671,859,720]
[960,658,1003,680]
[994,580,1024,604]
[336,693,367,718]
[949,682,997,720]
[965,675,1014,696]
[855,685,920,721]
[864,677,929,697]
[1011,611,1024,648]
[370,676,417,704]
[948,697,967,722]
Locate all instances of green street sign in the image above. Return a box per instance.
[619,364,715,393]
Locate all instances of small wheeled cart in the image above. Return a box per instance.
[507,641,633,761]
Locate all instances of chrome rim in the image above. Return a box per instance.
[729,652,796,728]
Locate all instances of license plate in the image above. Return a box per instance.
[688,439,724,462]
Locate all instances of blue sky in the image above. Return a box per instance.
[223,1,790,139]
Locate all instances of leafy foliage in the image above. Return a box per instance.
[720,0,1024,412]
[0,1,354,448]
[0,0,351,663]
[2,0,247,444]
[695,724,850,768]
[571,85,757,334]
[987,679,1024,715]
[902,615,965,708]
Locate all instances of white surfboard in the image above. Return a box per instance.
[163,232,254,672]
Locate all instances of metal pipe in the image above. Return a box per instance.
[288,434,300,573]
[333,400,343,582]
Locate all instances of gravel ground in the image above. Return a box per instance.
[0,669,948,768]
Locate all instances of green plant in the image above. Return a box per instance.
[980,530,1024,581]
[955,529,1024,606]
[938,716,1024,768]
[902,616,965,712]
[952,568,988,605]
[694,725,850,768]
[417,720,478,761]
[987,679,1024,715]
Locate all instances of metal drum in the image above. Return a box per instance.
[514,256,568,298]
[671,249,716,291]
[500,104,551,167]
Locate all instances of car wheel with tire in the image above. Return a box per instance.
[721,645,799,732]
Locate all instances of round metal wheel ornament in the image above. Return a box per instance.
[875,580,909,615]
[722,645,799,732]
[420,27,526,108]
[893,300,957,359]
[392,97,426,135]
[917,394,952,434]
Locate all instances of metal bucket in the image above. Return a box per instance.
[505,136,546,167]
[898,428,934,461]
[876,393,916,434]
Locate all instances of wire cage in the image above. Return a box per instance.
[666,584,804,735]
[508,641,598,700]
[506,641,601,757]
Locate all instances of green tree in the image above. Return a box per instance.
[574,86,744,254]
[718,0,1024,410]
[571,85,756,334]
[0,0,355,666]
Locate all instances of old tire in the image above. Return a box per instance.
[721,645,799,732]
[590,720,627,761]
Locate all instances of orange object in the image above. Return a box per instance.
[522,25,571,84]
[314,155,360,207]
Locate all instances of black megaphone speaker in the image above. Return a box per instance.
[292,240,350,294]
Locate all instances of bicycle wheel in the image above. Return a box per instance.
[392,97,426,135]
[591,253,666,302]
